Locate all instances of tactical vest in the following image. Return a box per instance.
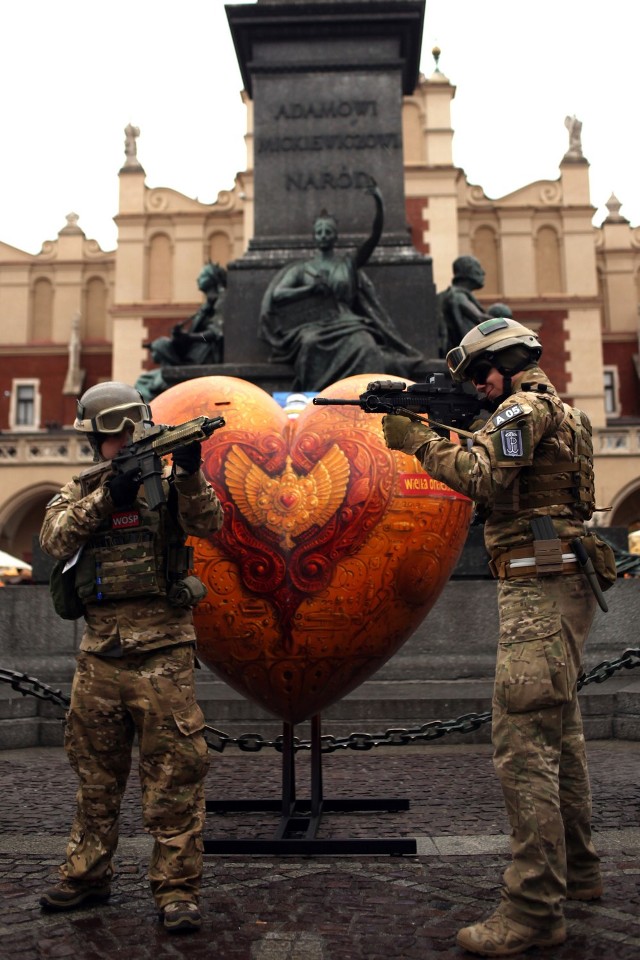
[490,390,595,519]
[74,474,191,604]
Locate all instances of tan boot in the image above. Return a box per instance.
[456,911,566,957]
[566,881,602,901]
[161,900,202,933]
[40,879,111,912]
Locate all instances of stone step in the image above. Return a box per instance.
[2,673,639,749]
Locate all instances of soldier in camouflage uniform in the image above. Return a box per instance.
[39,382,224,934]
[383,318,615,957]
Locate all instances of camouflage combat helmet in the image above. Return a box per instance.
[74,382,152,460]
[74,382,151,434]
[446,317,542,383]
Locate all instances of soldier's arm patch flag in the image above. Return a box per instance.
[500,429,524,458]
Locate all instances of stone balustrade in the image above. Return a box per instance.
[0,425,637,464]
[0,431,93,465]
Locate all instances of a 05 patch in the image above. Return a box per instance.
[491,403,524,428]
[500,428,524,458]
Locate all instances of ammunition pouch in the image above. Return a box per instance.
[76,531,164,602]
[579,533,617,591]
[167,575,208,609]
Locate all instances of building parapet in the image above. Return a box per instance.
[595,425,640,454]
[0,431,93,465]
[0,426,638,463]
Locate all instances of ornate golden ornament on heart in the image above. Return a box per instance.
[152,374,472,724]
[224,444,350,550]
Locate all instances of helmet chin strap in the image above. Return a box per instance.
[87,434,103,463]
[484,393,506,413]
[494,356,536,405]
[496,374,513,406]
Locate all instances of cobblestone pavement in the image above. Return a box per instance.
[1,741,639,959]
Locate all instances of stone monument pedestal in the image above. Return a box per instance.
[209,0,436,384]
[162,362,295,394]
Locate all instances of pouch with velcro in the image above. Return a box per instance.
[579,533,617,591]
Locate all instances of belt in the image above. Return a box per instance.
[490,540,579,580]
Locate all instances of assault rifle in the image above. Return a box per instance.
[80,414,226,510]
[312,374,484,438]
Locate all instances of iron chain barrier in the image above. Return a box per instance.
[2,647,639,755]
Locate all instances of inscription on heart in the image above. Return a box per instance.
[152,375,472,724]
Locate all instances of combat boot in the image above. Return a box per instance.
[40,879,111,911]
[566,880,603,901]
[161,900,202,933]
[456,911,566,957]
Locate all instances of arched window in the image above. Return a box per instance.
[471,227,500,295]
[84,277,108,340]
[208,232,233,268]
[146,233,173,300]
[536,226,563,294]
[31,278,53,341]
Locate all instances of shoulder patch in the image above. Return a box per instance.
[491,403,526,428]
[499,428,524,458]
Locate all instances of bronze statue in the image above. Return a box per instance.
[487,302,513,319]
[258,183,425,392]
[436,255,490,358]
[135,262,226,402]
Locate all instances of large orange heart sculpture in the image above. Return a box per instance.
[152,375,472,724]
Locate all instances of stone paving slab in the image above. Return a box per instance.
[1,742,639,959]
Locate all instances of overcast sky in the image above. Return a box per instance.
[2,0,637,255]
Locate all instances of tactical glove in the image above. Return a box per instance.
[172,441,202,475]
[382,414,435,454]
[107,467,142,507]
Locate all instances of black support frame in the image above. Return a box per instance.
[204,714,417,856]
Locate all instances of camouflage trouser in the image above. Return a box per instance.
[492,573,600,928]
[62,645,210,908]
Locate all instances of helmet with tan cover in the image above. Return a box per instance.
[446,317,542,383]
[74,382,152,461]
[74,382,151,435]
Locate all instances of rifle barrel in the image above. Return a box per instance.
[201,416,226,436]
[149,415,225,455]
[312,398,361,406]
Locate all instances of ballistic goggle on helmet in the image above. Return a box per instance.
[74,382,152,434]
[446,317,542,383]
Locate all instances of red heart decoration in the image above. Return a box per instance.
[152,375,471,724]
